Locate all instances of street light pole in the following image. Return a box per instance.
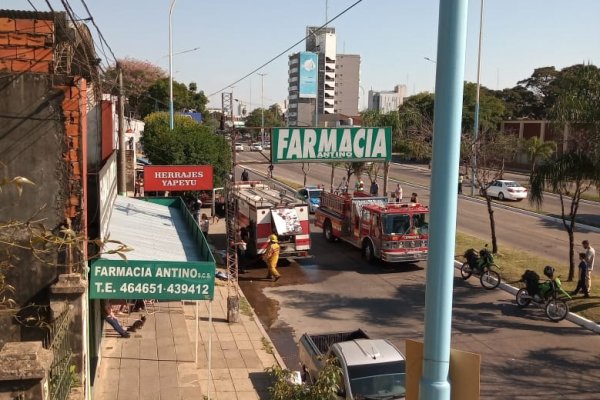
[168,0,177,130]
[471,0,485,196]
[315,67,319,127]
[257,72,267,144]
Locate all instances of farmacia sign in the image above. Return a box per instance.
[272,127,391,163]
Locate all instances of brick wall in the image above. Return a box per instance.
[0,16,54,73]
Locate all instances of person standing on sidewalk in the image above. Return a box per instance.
[263,234,280,281]
[458,173,464,194]
[583,240,595,291]
[571,252,590,298]
[200,213,210,237]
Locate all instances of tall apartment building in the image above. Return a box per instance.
[287,51,318,126]
[287,26,361,126]
[368,85,407,114]
[306,26,336,117]
[335,54,360,116]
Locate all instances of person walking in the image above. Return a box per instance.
[394,183,403,203]
[192,199,202,224]
[355,178,365,192]
[458,173,464,194]
[370,180,379,196]
[583,240,595,292]
[263,234,280,281]
[241,169,249,182]
[338,176,348,194]
[200,213,210,237]
[571,252,590,298]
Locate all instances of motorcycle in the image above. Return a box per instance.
[515,266,572,322]
[460,245,502,289]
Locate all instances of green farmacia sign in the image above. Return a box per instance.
[272,127,392,163]
[90,259,215,300]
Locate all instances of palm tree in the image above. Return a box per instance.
[529,151,598,280]
[524,137,556,174]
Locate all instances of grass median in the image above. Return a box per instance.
[455,232,598,323]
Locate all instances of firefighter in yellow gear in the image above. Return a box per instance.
[264,234,280,281]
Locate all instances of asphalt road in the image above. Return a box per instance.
[236,151,600,265]
[234,152,600,399]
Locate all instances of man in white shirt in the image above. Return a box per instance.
[583,240,595,292]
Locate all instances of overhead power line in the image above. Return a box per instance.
[79,0,118,64]
[207,0,364,98]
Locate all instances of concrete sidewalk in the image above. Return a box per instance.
[93,216,286,400]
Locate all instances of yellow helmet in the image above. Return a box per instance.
[269,234,278,243]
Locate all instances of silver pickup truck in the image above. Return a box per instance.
[298,329,406,400]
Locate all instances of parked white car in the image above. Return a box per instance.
[482,179,528,201]
[234,143,244,152]
[250,142,263,151]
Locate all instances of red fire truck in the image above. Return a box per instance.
[234,181,311,258]
[315,191,429,263]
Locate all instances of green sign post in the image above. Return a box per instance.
[90,259,215,301]
[271,127,392,163]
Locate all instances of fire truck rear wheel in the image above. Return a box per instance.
[323,220,336,242]
[362,240,376,264]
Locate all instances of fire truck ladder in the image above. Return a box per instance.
[225,179,240,323]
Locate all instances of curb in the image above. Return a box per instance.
[237,281,289,369]
[454,261,600,334]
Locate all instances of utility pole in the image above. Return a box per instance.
[117,64,126,195]
[471,0,485,196]
[168,0,177,130]
[315,64,319,127]
[258,73,267,144]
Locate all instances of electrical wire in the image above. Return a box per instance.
[207,0,364,97]
[78,0,118,64]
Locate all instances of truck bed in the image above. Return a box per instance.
[306,329,369,355]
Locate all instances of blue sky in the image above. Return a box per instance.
[8,0,600,111]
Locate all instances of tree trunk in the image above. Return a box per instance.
[383,161,390,196]
[486,195,498,253]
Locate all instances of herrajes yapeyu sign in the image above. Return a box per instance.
[90,259,215,300]
[271,127,392,163]
[143,165,213,191]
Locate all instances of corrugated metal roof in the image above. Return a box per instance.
[103,196,201,262]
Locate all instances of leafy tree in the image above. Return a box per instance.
[466,130,521,253]
[517,66,559,114]
[138,78,208,119]
[529,151,598,280]
[102,58,167,118]
[244,104,285,129]
[462,83,506,134]
[267,358,342,400]
[547,63,600,158]
[523,137,556,174]
[344,162,366,189]
[529,63,600,280]
[492,85,544,120]
[141,112,231,186]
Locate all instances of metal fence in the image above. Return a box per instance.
[44,305,74,400]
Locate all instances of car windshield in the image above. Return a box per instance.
[382,214,428,235]
[348,361,406,399]
[413,213,429,234]
[308,190,322,199]
[504,181,521,188]
[382,214,410,235]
